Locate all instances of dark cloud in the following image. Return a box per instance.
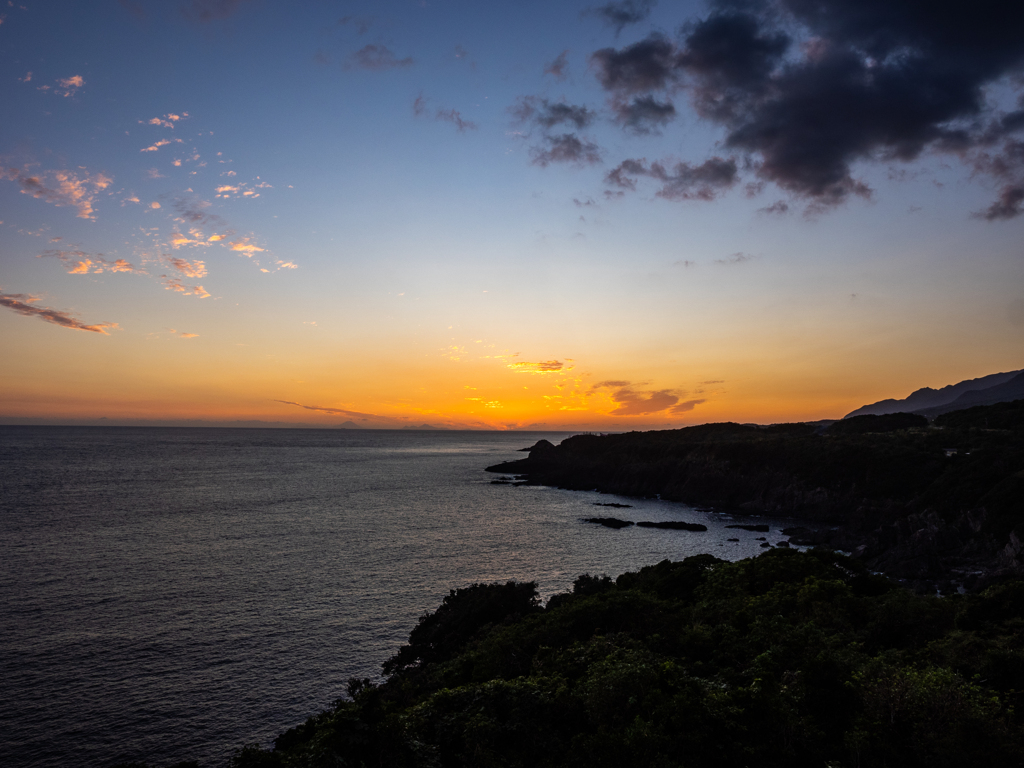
[173,196,224,228]
[585,0,1024,215]
[544,50,570,80]
[586,0,657,35]
[0,290,118,334]
[435,108,477,132]
[349,44,413,71]
[670,398,706,414]
[757,199,790,214]
[512,97,596,130]
[573,197,598,207]
[180,0,248,23]
[413,95,477,132]
[273,400,379,420]
[612,95,676,134]
[605,156,737,200]
[531,134,602,167]
[715,251,754,265]
[978,185,1024,221]
[590,34,677,94]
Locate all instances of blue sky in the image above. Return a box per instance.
[1,0,1022,428]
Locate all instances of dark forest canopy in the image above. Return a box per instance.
[150,550,1024,768]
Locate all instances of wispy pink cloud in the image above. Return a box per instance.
[161,275,211,298]
[228,236,264,256]
[37,249,144,274]
[2,166,112,219]
[0,290,118,334]
[140,113,189,129]
[214,180,271,198]
[165,256,207,278]
[141,138,183,153]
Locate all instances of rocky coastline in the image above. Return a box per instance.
[487,402,1024,593]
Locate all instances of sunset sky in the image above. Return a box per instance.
[2,0,1022,429]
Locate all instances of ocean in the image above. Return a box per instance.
[0,427,797,767]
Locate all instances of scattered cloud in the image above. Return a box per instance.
[591,35,677,95]
[544,50,569,80]
[611,94,675,135]
[591,379,706,417]
[38,250,144,275]
[585,0,657,35]
[670,398,706,414]
[531,134,601,167]
[214,180,271,198]
[715,251,755,265]
[228,236,265,256]
[507,360,567,373]
[758,200,790,215]
[414,96,477,132]
[173,195,224,227]
[349,44,413,71]
[435,108,477,132]
[140,113,188,129]
[168,328,199,338]
[978,184,1024,221]
[141,138,183,152]
[160,275,211,298]
[165,256,207,278]
[37,75,84,97]
[608,387,679,415]
[512,97,596,131]
[0,290,118,334]
[1,166,112,219]
[605,156,737,200]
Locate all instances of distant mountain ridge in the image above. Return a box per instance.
[845,368,1024,419]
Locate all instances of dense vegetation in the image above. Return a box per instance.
[488,401,1024,588]
[208,550,1024,768]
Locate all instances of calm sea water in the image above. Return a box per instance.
[0,427,798,767]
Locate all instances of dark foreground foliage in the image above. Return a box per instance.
[222,550,1024,768]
